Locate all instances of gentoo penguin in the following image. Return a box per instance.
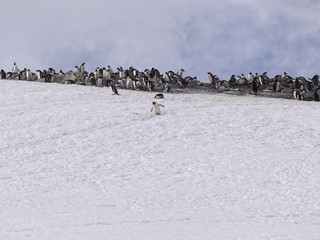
[12,62,20,73]
[154,93,164,99]
[151,101,164,115]
[80,63,85,73]
[109,85,119,95]
[251,79,258,95]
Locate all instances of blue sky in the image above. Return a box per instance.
[1,0,320,81]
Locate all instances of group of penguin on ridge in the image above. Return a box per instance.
[207,72,320,101]
[1,62,320,102]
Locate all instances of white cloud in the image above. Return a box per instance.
[1,0,319,81]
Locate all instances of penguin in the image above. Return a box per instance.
[164,72,171,83]
[19,69,27,80]
[310,74,319,87]
[109,85,119,95]
[126,76,134,90]
[36,70,43,80]
[229,75,237,88]
[12,62,20,73]
[105,68,112,80]
[282,72,293,82]
[272,79,278,92]
[208,72,220,85]
[248,72,254,83]
[75,66,80,75]
[0,69,6,79]
[26,69,33,81]
[118,67,125,79]
[65,80,75,84]
[80,63,85,73]
[151,101,164,115]
[237,74,248,85]
[261,72,270,84]
[154,93,164,99]
[107,65,113,74]
[163,83,170,93]
[251,79,258,95]
[314,91,319,102]
[177,69,185,77]
[293,89,299,100]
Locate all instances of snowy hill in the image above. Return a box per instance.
[1,80,319,240]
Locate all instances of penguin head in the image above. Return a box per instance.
[152,101,156,105]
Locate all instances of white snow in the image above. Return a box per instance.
[1,80,320,240]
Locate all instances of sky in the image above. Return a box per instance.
[1,0,320,82]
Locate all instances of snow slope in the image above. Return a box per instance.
[0,80,320,240]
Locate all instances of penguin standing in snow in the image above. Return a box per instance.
[251,79,258,95]
[151,102,164,115]
[0,69,6,79]
[109,85,119,95]
[26,69,33,81]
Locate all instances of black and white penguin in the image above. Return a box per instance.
[75,66,80,75]
[163,83,171,93]
[126,76,134,90]
[118,67,125,79]
[164,72,171,83]
[26,69,33,81]
[310,74,319,87]
[65,80,75,84]
[207,72,219,84]
[110,85,119,95]
[177,69,185,77]
[36,70,43,80]
[80,63,85,73]
[151,101,164,115]
[314,91,319,102]
[229,75,237,88]
[12,62,20,73]
[293,89,301,100]
[251,79,258,95]
[0,69,6,79]
[107,65,113,74]
[154,93,164,99]
[248,72,254,83]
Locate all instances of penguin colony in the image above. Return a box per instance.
[1,62,319,102]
